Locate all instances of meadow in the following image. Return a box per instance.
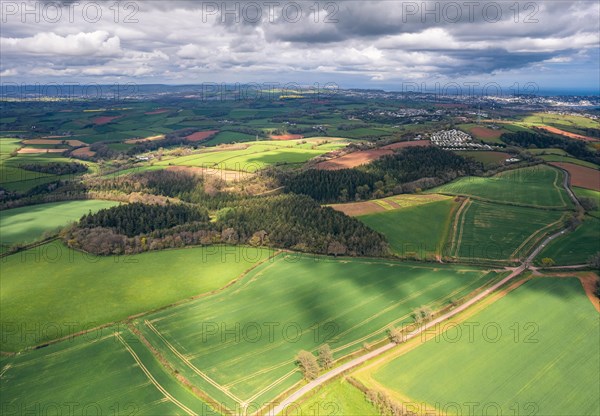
[0,242,273,351]
[298,379,378,416]
[448,200,565,262]
[538,154,599,169]
[0,200,118,249]
[364,277,599,416]
[536,216,600,265]
[431,165,573,209]
[358,198,458,260]
[135,254,500,410]
[455,151,511,167]
[574,187,600,218]
[0,327,219,415]
[155,139,347,172]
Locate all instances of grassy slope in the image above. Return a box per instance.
[136,254,497,408]
[574,187,600,218]
[430,165,572,209]
[536,216,600,265]
[0,328,218,415]
[0,200,118,247]
[371,278,599,416]
[0,242,273,351]
[359,199,458,260]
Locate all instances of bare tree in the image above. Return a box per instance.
[296,350,320,380]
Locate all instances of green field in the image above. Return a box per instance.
[0,200,118,249]
[205,131,258,145]
[155,139,347,172]
[574,187,600,218]
[431,165,573,209]
[367,277,600,416]
[537,216,600,265]
[0,327,219,415]
[0,242,272,351]
[455,151,510,167]
[298,379,378,416]
[359,199,458,260]
[538,154,600,169]
[449,200,565,262]
[134,255,500,410]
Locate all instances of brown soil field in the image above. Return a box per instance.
[92,115,121,125]
[537,126,598,142]
[315,149,393,170]
[270,134,304,140]
[550,162,600,191]
[185,130,219,142]
[17,148,65,154]
[329,201,387,216]
[71,147,96,157]
[470,126,503,140]
[145,109,170,115]
[23,139,87,147]
[166,166,253,182]
[381,140,431,150]
[125,135,165,144]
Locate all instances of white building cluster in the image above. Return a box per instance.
[429,129,494,150]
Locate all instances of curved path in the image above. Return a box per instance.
[269,165,582,416]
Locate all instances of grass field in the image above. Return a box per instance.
[0,200,118,249]
[298,378,378,416]
[536,216,600,265]
[448,200,565,262]
[0,327,219,415]
[539,154,600,169]
[205,131,258,145]
[155,139,347,172]
[359,199,458,260]
[135,255,499,410]
[0,242,273,351]
[365,277,599,416]
[431,165,572,209]
[455,151,511,167]
[574,187,600,218]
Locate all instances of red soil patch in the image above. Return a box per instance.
[381,140,431,150]
[17,148,64,154]
[270,134,304,140]
[145,109,170,115]
[92,115,121,125]
[329,201,386,216]
[316,149,393,170]
[549,162,600,191]
[470,126,503,140]
[185,130,219,142]
[536,126,598,142]
[72,147,96,157]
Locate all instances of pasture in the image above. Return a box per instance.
[135,255,499,410]
[0,242,272,351]
[0,200,118,249]
[431,165,573,209]
[448,200,565,262]
[455,151,512,167]
[539,154,599,169]
[537,216,600,265]
[155,139,347,172]
[298,379,378,416]
[365,277,599,416]
[0,327,218,415]
[574,187,600,218]
[358,198,458,260]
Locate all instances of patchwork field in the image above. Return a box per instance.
[361,277,599,416]
[448,200,566,262]
[0,200,118,250]
[0,242,272,351]
[431,165,573,209]
[457,124,507,143]
[536,216,600,265]
[538,154,599,169]
[135,255,500,410]
[0,327,218,415]
[155,139,347,172]
[315,149,393,170]
[330,193,451,216]
[358,198,458,260]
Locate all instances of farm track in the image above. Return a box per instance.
[268,166,585,416]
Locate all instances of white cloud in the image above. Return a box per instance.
[1,31,121,57]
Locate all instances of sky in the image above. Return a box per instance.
[1,0,599,94]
